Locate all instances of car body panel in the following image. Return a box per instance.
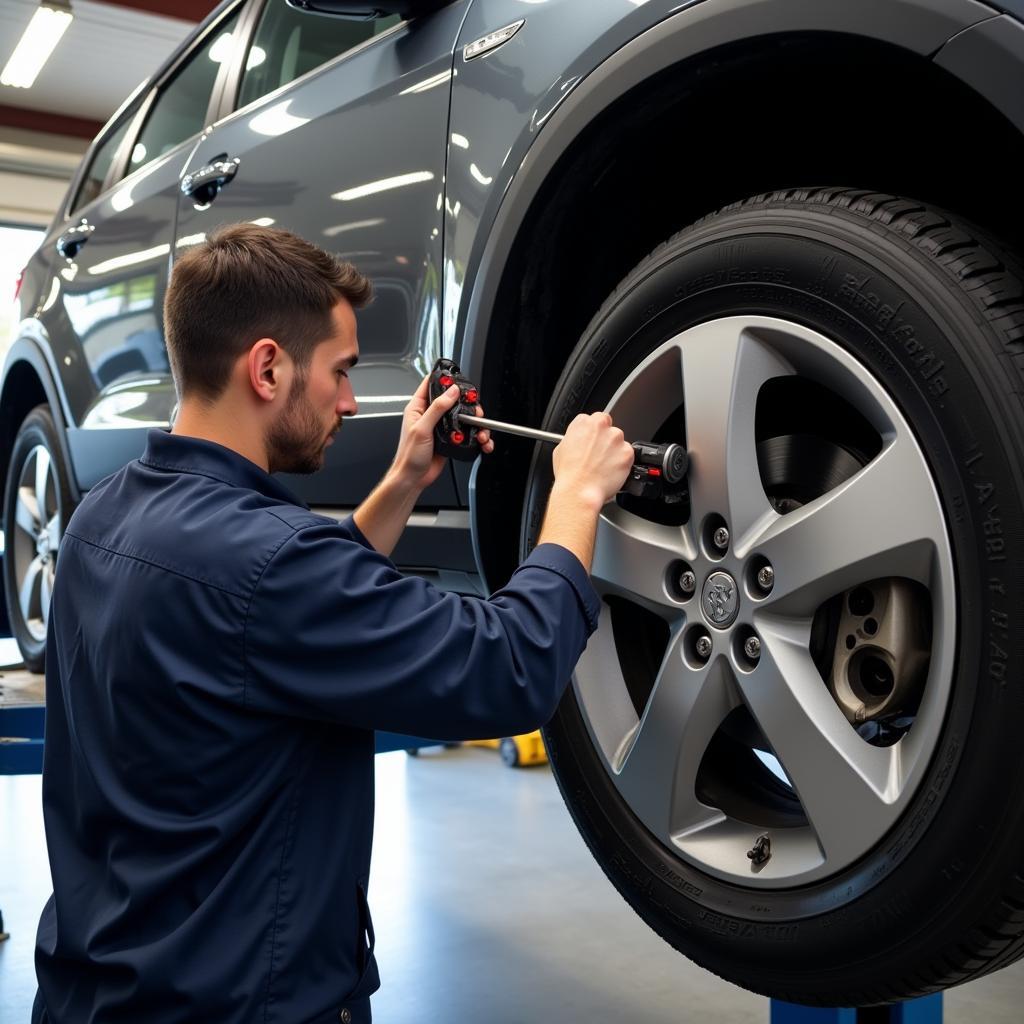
[443,0,1001,510]
[176,0,473,508]
[7,1,246,495]
[3,0,1021,575]
[934,14,1024,133]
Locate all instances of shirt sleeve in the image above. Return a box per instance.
[242,521,600,739]
[334,513,374,551]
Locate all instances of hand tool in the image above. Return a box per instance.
[428,358,689,504]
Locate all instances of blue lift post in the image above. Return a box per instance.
[771,995,944,1023]
[0,703,45,775]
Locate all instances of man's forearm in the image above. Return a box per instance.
[352,469,421,558]
[536,481,603,572]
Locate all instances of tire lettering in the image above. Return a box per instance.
[653,861,703,898]
[696,909,798,940]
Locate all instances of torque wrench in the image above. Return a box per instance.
[428,358,689,503]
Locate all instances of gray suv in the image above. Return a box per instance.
[5,0,1024,1007]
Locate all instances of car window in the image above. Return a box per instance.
[236,4,401,111]
[126,6,243,175]
[70,116,133,215]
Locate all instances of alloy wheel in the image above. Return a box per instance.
[10,444,61,643]
[575,315,956,886]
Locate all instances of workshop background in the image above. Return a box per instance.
[3,1,1024,1022]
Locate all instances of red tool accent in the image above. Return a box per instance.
[465,389,478,404]
[439,375,454,388]
[648,467,661,477]
[451,430,465,444]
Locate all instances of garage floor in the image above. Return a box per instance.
[3,746,1024,1022]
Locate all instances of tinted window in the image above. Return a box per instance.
[71,116,132,214]
[127,6,243,174]
[237,4,400,110]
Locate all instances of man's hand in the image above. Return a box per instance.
[537,412,634,572]
[390,373,494,493]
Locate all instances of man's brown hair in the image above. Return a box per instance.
[164,223,372,401]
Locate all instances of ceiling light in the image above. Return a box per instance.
[1,1,74,90]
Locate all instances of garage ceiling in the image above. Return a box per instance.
[0,0,209,130]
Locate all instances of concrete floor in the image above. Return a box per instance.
[3,746,1024,1022]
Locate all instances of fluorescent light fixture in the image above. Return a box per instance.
[1,2,74,90]
[332,171,434,202]
[250,217,275,227]
[450,133,469,149]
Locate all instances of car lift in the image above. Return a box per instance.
[2,701,945,1022]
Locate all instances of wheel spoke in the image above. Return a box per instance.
[19,555,44,623]
[591,505,693,614]
[739,617,897,863]
[613,638,738,840]
[41,565,53,625]
[15,487,39,537]
[45,512,61,552]
[34,447,52,521]
[753,435,942,614]
[605,342,687,443]
[679,323,793,542]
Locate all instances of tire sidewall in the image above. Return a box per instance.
[3,406,72,673]
[523,201,1024,982]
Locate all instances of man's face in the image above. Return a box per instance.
[266,301,359,475]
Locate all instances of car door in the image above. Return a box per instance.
[173,1,470,525]
[56,1,246,490]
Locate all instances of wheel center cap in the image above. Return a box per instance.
[702,571,739,628]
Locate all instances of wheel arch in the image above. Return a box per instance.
[1,341,81,511]
[459,1,1024,592]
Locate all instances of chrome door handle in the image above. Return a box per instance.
[56,220,94,260]
[181,157,240,204]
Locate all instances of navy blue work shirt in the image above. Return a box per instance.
[34,430,599,1024]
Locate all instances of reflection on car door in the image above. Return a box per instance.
[174,1,470,513]
[58,2,245,490]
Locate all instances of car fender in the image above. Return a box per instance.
[0,331,82,503]
[446,0,1001,384]
[933,14,1024,134]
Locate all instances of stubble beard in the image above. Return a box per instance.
[266,371,340,475]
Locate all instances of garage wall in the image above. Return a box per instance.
[0,126,86,227]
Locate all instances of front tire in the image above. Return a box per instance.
[3,406,73,673]
[522,189,1024,1005]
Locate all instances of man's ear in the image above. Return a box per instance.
[247,339,285,403]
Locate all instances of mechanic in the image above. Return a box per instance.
[32,223,634,1024]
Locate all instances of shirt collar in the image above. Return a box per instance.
[139,429,309,508]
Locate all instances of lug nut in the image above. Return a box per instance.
[695,635,712,660]
[713,526,730,551]
[757,565,774,592]
[679,570,696,596]
[744,636,761,661]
